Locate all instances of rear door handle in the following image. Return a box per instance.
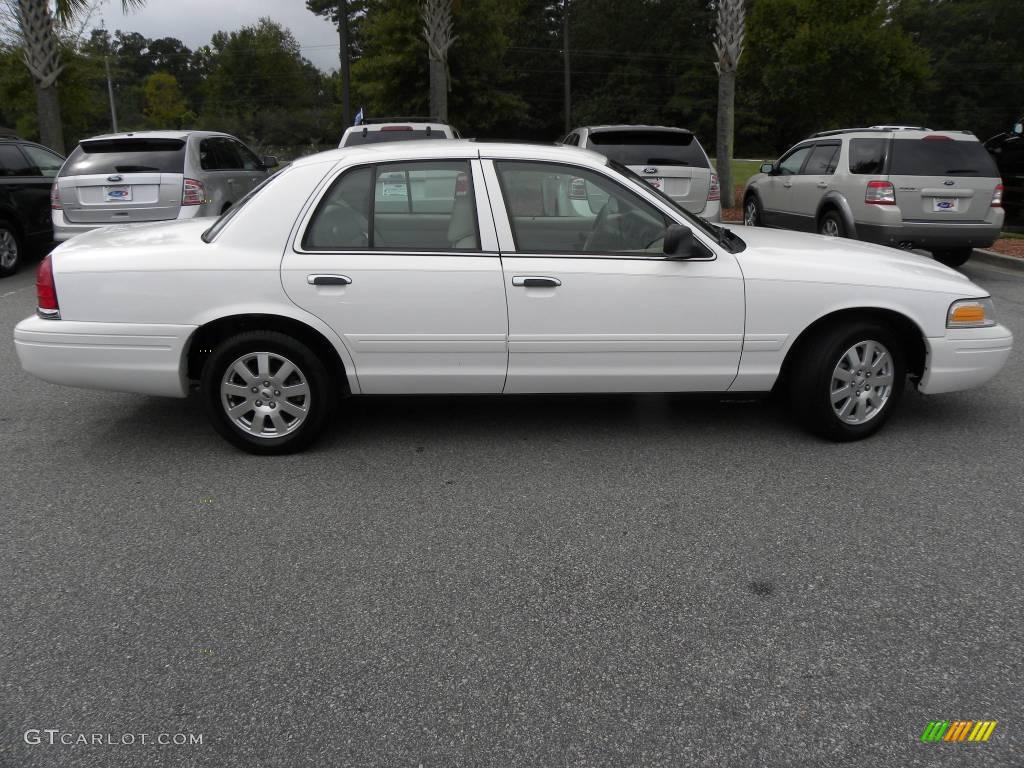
[817,181,828,188]
[512,276,561,288]
[307,274,352,286]
[783,182,793,188]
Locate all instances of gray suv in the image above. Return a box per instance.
[742,127,1004,267]
[52,130,277,241]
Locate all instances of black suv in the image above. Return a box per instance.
[0,135,65,277]
[986,120,1023,223]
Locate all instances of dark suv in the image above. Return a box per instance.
[0,136,65,277]
[986,120,1023,223]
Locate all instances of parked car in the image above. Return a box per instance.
[15,141,1012,454]
[985,120,1023,221]
[51,130,277,242]
[742,126,1004,267]
[339,118,458,148]
[0,136,64,276]
[561,125,721,222]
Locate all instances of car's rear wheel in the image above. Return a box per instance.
[931,247,973,268]
[200,331,333,454]
[818,210,845,238]
[789,322,905,441]
[0,219,22,277]
[743,195,762,227]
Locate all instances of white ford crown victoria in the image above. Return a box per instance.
[14,141,1014,453]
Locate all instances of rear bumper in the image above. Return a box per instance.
[14,315,195,397]
[52,206,203,242]
[858,218,1002,251]
[917,324,1014,394]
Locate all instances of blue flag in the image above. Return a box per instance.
[354,107,364,126]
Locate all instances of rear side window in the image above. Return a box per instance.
[587,131,711,168]
[991,139,1024,175]
[849,139,887,174]
[343,130,447,146]
[61,138,186,175]
[889,138,998,177]
[804,143,840,175]
[0,144,35,176]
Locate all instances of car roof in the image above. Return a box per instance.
[579,125,695,135]
[77,130,232,142]
[293,139,610,169]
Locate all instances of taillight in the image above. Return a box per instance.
[36,254,60,319]
[992,183,1003,207]
[709,172,721,202]
[865,180,895,205]
[50,182,61,210]
[182,178,204,205]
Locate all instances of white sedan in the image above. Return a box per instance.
[14,141,1014,454]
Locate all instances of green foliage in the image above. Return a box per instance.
[143,72,190,128]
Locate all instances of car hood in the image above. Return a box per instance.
[723,224,981,294]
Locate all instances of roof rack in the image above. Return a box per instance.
[809,126,932,138]
[356,116,446,126]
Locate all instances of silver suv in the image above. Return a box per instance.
[561,125,721,222]
[52,130,277,241]
[742,127,1004,267]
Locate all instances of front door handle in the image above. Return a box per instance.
[783,181,793,188]
[817,181,828,188]
[512,276,561,288]
[307,274,352,286]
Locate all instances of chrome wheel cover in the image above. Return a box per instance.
[0,229,18,270]
[743,200,758,226]
[830,340,894,425]
[220,351,310,439]
[821,217,840,237]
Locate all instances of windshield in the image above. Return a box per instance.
[607,159,745,253]
[202,168,288,243]
[61,138,186,175]
[589,130,711,168]
[889,138,998,177]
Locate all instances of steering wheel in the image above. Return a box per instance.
[583,200,615,251]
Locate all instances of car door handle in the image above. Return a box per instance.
[307,274,352,286]
[512,276,561,288]
[783,181,793,188]
[816,181,828,188]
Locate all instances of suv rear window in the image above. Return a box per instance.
[889,138,998,177]
[343,130,447,146]
[849,139,887,174]
[588,131,710,168]
[60,138,186,175]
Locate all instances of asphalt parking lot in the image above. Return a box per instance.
[1,257,1022,767]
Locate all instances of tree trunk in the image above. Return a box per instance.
[337,0,350,126]
[429,57,447,122]
[36,82,64,154]
[716,69,736,210]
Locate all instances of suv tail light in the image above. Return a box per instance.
[50,182,61,210]
[182,178,205,206]
[992,183,1003,207]
[709,172,721,202]
[36,254,60,319]
[865,180,895,205]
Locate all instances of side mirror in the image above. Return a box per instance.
[262,155,279,168]
[760,162,775,174]
[663,224,697,260]
[1014,123,1023,135]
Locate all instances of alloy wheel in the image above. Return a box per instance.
[829,339,895,425]
[219,351,310,438]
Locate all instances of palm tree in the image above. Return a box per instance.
[422,0,455,122]
[14,0,144,152]
[714,0,745,210]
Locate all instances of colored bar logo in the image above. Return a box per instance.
[921,720,997,742]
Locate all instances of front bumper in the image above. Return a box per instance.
[14,316,196,397]
[917,324,1014,394]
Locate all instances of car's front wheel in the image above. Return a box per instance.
[0,219,22,277]
[789,322,905,441]
[743,195,762,227]
[931,247,973,268]
[200,331,334,454]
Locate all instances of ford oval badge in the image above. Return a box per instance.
[643,167,657,174]
[943,180,955,186]
[107,175,122,182]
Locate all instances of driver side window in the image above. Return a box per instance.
[777,145,812,176]
[494,161,669,255]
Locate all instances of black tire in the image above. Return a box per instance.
[743,195,762,227]
[931,248,973,268]
[200,330,334,454]
[818,210,846,238]
[788,322,905,442]
[0,219,22,278]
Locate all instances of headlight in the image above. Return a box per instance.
[947,297,996,328]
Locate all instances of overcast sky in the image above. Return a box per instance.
[93,0,341,72]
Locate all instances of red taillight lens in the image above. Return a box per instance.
[865,180,895,205]
[182,178,204,205]
[50,182,61,210]
[709,172,721,202]
[992,183,1003,207]
[36,254,60,318]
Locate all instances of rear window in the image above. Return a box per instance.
[849,138,887,174]
[60,138,186,176]
[343,130,447,146]
[587,131,710,168]
[889,138,999,177]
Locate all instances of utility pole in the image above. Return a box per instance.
[104,54,118,133]
[337,0,351,126]
[563,0,571,134]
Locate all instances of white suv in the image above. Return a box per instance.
[742,127,1004,267]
